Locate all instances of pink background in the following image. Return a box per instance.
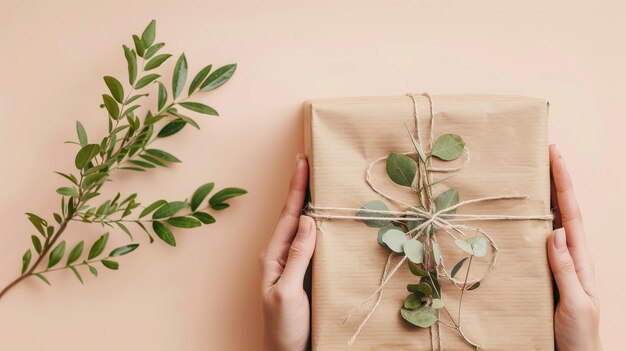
[0,1,622,350]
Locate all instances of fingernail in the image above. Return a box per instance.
[554,228,566,249]
[553,144,560,156]
[295,153,302,167]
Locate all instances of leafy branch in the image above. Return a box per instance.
[0,20,246,301]
[357,128,487,349]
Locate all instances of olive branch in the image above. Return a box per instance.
[0,20,246,300]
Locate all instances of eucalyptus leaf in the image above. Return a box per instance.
[403,239,424,264]
[468,236,489,257]
[431,134,465,161]
[404,123,426,162]
[191,183,215,211]
[377,225,401,247]
[451,257,468,278]
[75,144,100,169]
[434,188,459,214]
[454,239,474,255]
[386,153,416,187]
[381,229,407,253]
[200,64,237,92]
[432,240,442,265]
[403,294,421,310]
[431,298,445,309]
[408,260,429,277]
[357,200,392,228]
[401,306,438,328]
[152,221,176,246]
[82,172,107,189]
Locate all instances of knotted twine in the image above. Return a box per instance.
[304,93,553,350]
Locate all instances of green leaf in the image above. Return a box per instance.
[132,35,145,57]
[167,216,202,228]
[401,306,438,328]
[454,239,474,255]
[152,201,187,219]
[403,239,424,264]
[125,93,148,105]
[88,233,109,259]
[145,149,181,162]
[69,266,83,284]
[172,53,188,99]
[67,241,84,265]
[157,119,186,138]
[47,241,66,268]
[123,45,137,85]
[434,188,459,214]
[386,153,417,187]
[431,134,465,161]
[86,262,98,277]
[404,123,426,162]
[179,102,218,116]
[130,160,155,169]
[158,82,167,111]
[141,19,156,47]
[451,257,468,278]
[416,281,432,297]
[188,64,212,95]
[431,298,445,309]
[76,121,88,146]
[377,225,401,247]
[468,281,481,290]
[145,54,172,70]
[468,236,489,257]
[408,261,429,277]
[134,74,160,89]
[26,213,46,236]
[200,63,237,92]
[82,172,107,189]
[139,199,167,218]
[56,187,79,197]
[103,76,124,103]
[31,235,42,254]
[75,144,100,169]
[21,249,32,274]
[110,243,139,257]
[102,94,120,119]
[115,222,133,239]
[54,171,78,185]
[403,294,421,309]
[167,109,199,129]
[209,188,247,210]
[144,42,165,59]
[357,200,392,228]
[101,259,119,270]
[35,273,51,286]
[191,183,215,211]
[192,212,215,224]
[139,154,166,167]
[432,240,442,265]
[152,221,176,246]
[381,228,407,253]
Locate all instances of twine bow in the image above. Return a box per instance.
[304,93,553,350]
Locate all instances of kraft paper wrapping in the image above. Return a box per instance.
[303,94,554,350]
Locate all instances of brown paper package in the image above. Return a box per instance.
[303,94,554,350]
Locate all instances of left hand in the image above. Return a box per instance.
[259,154,316,351]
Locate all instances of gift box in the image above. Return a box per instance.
[303,94,554,350]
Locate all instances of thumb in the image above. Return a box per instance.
[279,215,317,290]
[548,228,585,302]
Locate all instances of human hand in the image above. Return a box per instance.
[548,145,602,351]
[259,154,316,351]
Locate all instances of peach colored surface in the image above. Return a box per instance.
[0,1,622,350]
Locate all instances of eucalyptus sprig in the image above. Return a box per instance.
[0,20,246,300]
[357,128,486,349]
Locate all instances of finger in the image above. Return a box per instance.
[278,215,317,290]
[547,228,586,302]
[267,154,309,257]
[549,145,597,297]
